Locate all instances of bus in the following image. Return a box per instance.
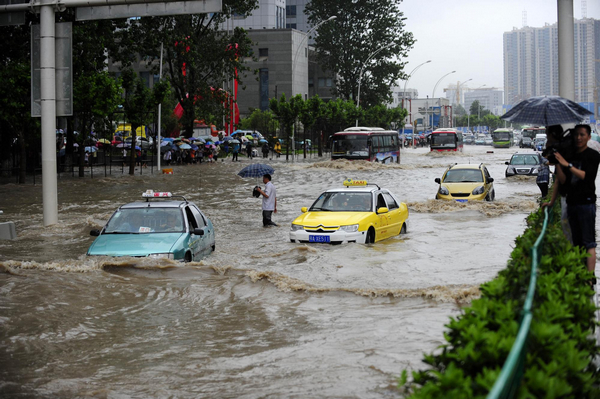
[520,126,545,148]
[429,129,464,152]
[331,127,400,164]
[492,128,513,148]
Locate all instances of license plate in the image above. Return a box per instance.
[456,199,468,203]
[309,235,330,243]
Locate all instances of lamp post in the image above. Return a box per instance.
[291,15,336,160]
[355,41,395,126]
[453,78,472,127]
[474,85,486,129]
[292,15,337,96]
[400,60,431,147]
[431,70,456,129]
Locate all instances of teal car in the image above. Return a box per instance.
[87,192,215,262]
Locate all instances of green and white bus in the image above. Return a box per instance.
[492,128,513,148]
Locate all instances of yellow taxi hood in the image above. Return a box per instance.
[443,182,482,193]
[293,211,369,226]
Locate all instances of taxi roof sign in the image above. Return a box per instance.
[343,179,368,187]
[142,190,172,198]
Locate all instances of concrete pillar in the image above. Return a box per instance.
[40,4,58,226]
[557,0,575,101]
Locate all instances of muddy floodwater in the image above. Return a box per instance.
[0,146,553,398]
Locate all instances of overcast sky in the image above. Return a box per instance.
[398,0,600,100]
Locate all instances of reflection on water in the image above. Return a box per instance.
[0,147,544,397]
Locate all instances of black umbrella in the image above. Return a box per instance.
[500,95,593,126]
[237,163,275,178]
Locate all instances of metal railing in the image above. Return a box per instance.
[486,207,550,399]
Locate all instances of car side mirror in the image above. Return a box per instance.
[193,228,205,236]
[301,207,308,213]
[488,178,494,183]
[505,161,509,165]
[90,229,100,236]
[377,207,389,214]
[434,178,441,184]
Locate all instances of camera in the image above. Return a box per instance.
[252,186,261,198]
[542,128,573,164]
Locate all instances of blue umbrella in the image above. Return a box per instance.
[259,139,268,144]
[179,143,192,150]
[222,136,233,141]
[85,146,98,153]
[190,144,199,150]
[237,163,275,178]
[162,137,175,142]
[500,95,594,126]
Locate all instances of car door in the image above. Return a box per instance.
[374,193,390,239]
[189,205,210,256]
[184,206,202,259]
[482,167,493,196]
[383,192,402,235]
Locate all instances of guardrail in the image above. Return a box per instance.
[486,207,550,399]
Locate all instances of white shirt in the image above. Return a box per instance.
[262,181,276,211]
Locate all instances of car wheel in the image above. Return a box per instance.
[211,244,216,252]
[290,239,295,243]
[366,228,375,244]
[185,252,192,262]
[400,223,407,234]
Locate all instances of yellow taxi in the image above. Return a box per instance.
[435,163,495,202]
[289,179,409,244]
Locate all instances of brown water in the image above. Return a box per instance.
[1,146,544,398]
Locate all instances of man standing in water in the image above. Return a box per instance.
[256,174,277,227]
[544,124,600,277]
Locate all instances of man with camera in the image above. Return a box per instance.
[544,124,600,275]
[255,174,277,227]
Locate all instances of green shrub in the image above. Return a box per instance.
[400,203,600,398]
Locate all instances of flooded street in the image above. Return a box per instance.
[1,146,543,398]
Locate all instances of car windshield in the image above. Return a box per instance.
[331,135,369,157]
[443,169,484,183]
[104,208,185,234]
[510,155,539,165]
[310,192,372,212]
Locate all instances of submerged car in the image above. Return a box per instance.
[520,137,533,148]
[435,164,495,202]
[289,179,409,244]
[87,191,215,262]
[505,152,542,177]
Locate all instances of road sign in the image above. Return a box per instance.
[0,0,25,26]
[31,23,73,117]
[76,0,222,20]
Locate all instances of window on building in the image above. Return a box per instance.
[259,48,268,57]
[286,23,297,29]
[259,69,269,111]
[286,5,296,17]
[140,71,150,88]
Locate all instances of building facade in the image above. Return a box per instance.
[388,86,418,109]
[503,18,600,106]
[219,0,286,30]
[464,88,504,116]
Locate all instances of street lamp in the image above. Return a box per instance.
[355,41,395,126]
[400,60,431,147]
[292,15,337,95]
[291,15,336,160]
[431,70,456,128]
[453,78,472,127]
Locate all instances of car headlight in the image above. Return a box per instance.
[148,253,175,259]
[472,186,485,195]
[290,224,304,231]
[438,186,449,195]
[339,224,359,233]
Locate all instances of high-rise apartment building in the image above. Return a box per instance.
[503,18,600,106]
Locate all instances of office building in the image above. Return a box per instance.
[464,88,504,116]
[503,17,600,106]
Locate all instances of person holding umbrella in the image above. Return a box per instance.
[543,124,600,277]
[255,173,277,227]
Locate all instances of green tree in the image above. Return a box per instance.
[269,94,302,161]
[306,95,328,156]
[240,108,279,138]
[113,0,258,136]
[120,69,169,175]
[73,71,122,176]
[306,0,414,106]
[469,100,482,117]
[0,22,39,183]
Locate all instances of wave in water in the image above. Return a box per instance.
[304,159,450,170]
[408,199,538,217]
[246,269,480,304]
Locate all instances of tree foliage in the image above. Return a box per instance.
[240,108,279,137]
[306,0,414,107]
[113,0,258,135]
